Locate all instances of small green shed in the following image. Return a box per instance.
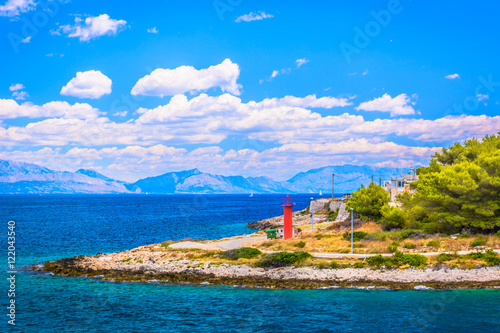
[266,229,277,239]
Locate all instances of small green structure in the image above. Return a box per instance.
[266,229,277,239]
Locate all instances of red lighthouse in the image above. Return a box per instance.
[282,194,294,240]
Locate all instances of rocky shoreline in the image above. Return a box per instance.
[36,248,500,290]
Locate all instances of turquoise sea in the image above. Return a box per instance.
[2,194,500,332]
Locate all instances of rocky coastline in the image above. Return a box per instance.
[36,246,500,290]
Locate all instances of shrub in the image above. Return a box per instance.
[343,231,369,242]
[399,230,417,240]
[484,249,500,266]
[366,255,387,268]
[330,260,340,269]
[403,243,417,249]
[427,240,440,247]
[221,247,262,260]
[353,261,364,268]
[496,231,500,238]
[437,253,452,263]
[256,251,313,267]
[294,241,306,248]
[387,244,398,253]
[459,232,471,239]
[471,235,487,247]
[380,205,408,230]
[327,208,339,221]
[367,253,427,268]
[161,241,171,248]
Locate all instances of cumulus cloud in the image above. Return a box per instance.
[57,14,127,42]
[9,83,24,91]
[355,93,417,117]
[21,36,31,43]
[235,11,273,23]
[253,95,352,109]
[60,70,112,99]
[0,0,36,17]
[445,73,460,80]
[147,27,158,33]
[9,84,28,100]
[131,59,242,97]
[295,58,309,68]
[0,99,102,119]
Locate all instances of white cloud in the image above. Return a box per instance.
[12,91,28,100]
[0,99,102,119]
[235,11,273,23]
[131,59,242,97]
[147,27,158,33]
[355,93,417,117]
[362,69,369,76]
[57,14,127,42]
[253,95,352,109]
[445,73,460,80]
[21,36,31,43]
[9,83,24,91]
[476,94,489,102]
[113,111,127,117]
[0,0,36,17]
[295,58,309,68]
[60,70,112,99]
[9,84,27,100]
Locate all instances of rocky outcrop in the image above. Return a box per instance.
[37,250,500,289]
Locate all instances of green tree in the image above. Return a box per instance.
[380,205,408,230]
[346,183,390,220]
[412,133,500,232]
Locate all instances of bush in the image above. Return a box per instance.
[161,241,172,248]
[221,247,262,260]
[471,235,487,247]
[256,251,313,267]
[330,260,340,269]
[366,253,427,268]
[427,240,440,247]
[399,230,417,240]
[403,243,417,249]
[327,208,339,221]
[484,249,500,266]
[437,253,452,263]
[387,244,398,253]
[353,261,364,268]
[496,231,500,238]
[343,231,369,242]
[459,232,471,238]
[380,205,408,230]
[294,241,306,248]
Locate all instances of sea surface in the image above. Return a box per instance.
[1,194,500,332]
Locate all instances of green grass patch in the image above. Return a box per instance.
[366,252,427,268]
[471,235,487,247]
[403,243,417,249]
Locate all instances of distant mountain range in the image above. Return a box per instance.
[0,160,409,194]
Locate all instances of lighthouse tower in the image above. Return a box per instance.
[282,194,294,240]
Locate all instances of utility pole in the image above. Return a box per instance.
[364,173,367,187]
[332,173,334,199]
[379,177,382,186]
[310,198,314,231]
[371,175,374,184]
[350,208,354,254]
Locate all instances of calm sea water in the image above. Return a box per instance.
[1,194,500,332]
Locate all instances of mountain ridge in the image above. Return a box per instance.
[0,159,407,194]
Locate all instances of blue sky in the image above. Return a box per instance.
[1,0,499,181]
